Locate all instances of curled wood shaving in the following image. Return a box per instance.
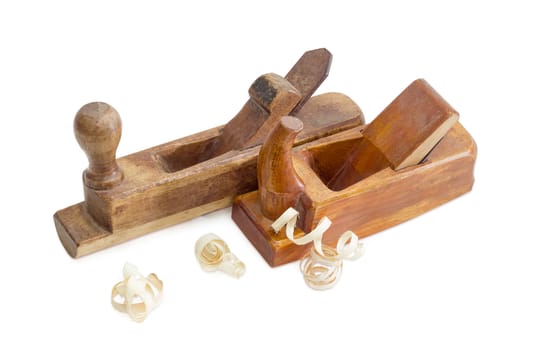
[272,208,364,290]
[195,233,245,278]
[111,263,163,322]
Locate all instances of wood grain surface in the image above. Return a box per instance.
[233,122,476,266]
[54,92,363,258]
[329,79,459,190]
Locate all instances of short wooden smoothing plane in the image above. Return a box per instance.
[232,79,477,267]
[54,49,365,258]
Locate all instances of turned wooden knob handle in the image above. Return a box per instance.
[74,102,123,190]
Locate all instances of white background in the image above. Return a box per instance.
[1,1,534,349]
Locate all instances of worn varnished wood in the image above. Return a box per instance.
[54,91,364,258]
[258,117,305,220]
[329,79,459,190]
[233,123,476,266]
[211,48,332,156]
[211,73,301,157]
[284,48,332,114]
[74,103,124,190]
[242,48,332,148]
[232,80,476,267]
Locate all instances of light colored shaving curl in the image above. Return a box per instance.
[111,263,163,322]
[272,208,364,290]
[195,233,245,278]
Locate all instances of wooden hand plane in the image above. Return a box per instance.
[232,79,477,266]
[54,49,365,258]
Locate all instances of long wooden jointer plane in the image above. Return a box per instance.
[53,48,365,258]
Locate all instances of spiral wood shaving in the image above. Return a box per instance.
[272,208,364,290]
[111,263,163,322]
[195,233,246,278]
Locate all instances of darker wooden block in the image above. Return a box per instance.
[232,80,476,266]
[329,79,459,190]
